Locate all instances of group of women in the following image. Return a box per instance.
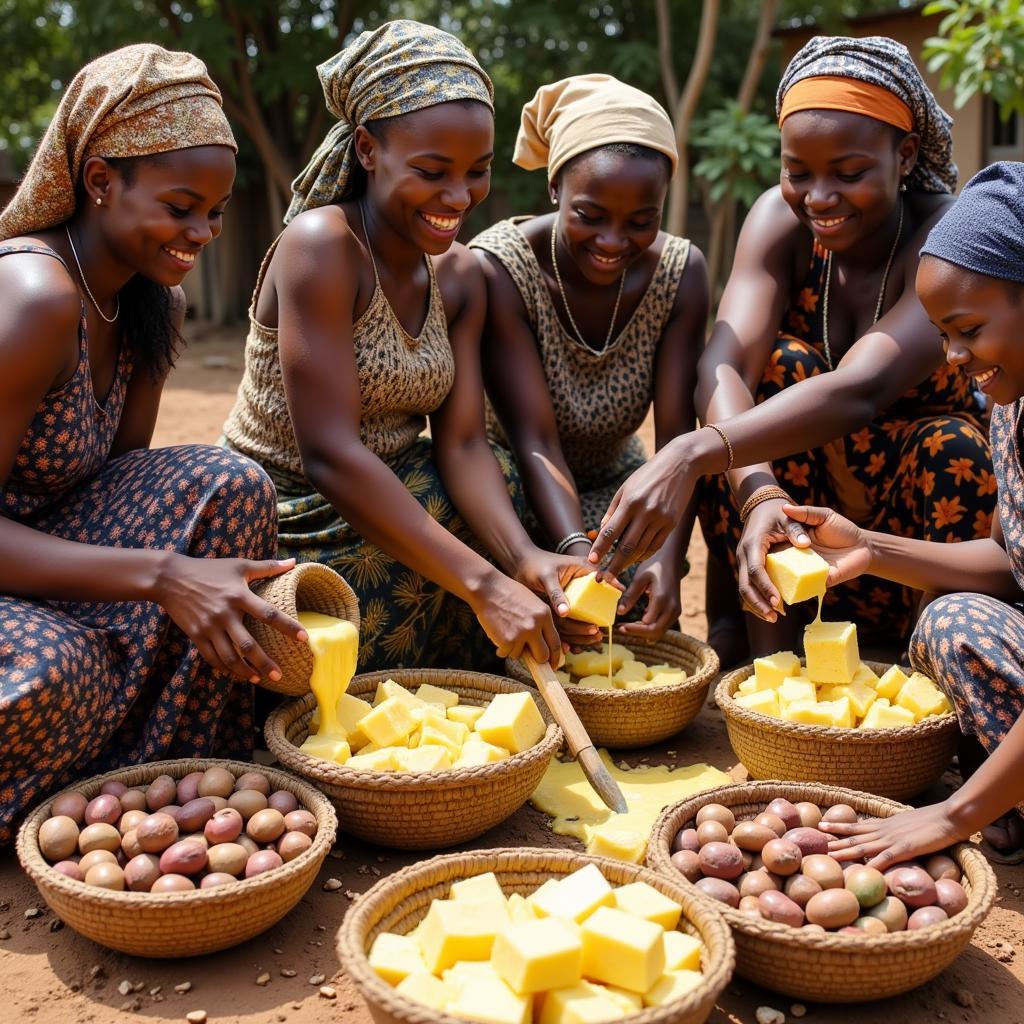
[0,22,1020,864]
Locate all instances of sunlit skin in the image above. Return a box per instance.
[776,254,1024,867]
[0,142,308,685]
[478,144,708,642]
[256,100,592,667]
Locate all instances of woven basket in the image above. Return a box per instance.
[716,660,959,799]
[15,758,336,958]
[265,669,562,850]
[338,846,735,1024]
[505,629,719,749]
[647,780,996,1002]
[246,561,361,695]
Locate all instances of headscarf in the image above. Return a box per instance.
[776,35,957,194]
[921,161,1024,284]
[0,44,236,240]
[514,73,678,180]
[286,20,494,223]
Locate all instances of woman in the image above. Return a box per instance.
[223,21,586,673]
[471,75,708,641]
[0,45,303,843]
[587,36,994,659]
[784,163,1024,866]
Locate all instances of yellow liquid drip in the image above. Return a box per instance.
[607,624,613,681]
[297,611,359,737]
[813,590,824,625]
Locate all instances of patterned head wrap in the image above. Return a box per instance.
[285,20,494,223]
[776,35,957,194]
[921,161,1024,284]
[514,73,678,181]
[0,44,236,240]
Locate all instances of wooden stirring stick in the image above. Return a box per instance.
[522,654,628,814]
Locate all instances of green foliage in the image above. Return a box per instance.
[923,0,1024,120]
[692,101,779,207]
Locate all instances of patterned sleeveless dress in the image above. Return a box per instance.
[470,217,692,537]
[224,234,523,672]
[0,244,277,843]
[698,240,995,643]
[910,398,1024,813]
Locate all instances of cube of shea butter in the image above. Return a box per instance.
[861,699,916,729]
[820,679,877,719]
[359,696,418,747]
[373,679,424,709]
[804,620,859,684]
[603,642,634,671]
[765,544,830,605]
[644,969,704,1007]
[782,699,837,727]
[577,674,617,690]
[345,747,398,771]
[507,893,538,924]
[491,917,583,994]
[612,882,682,931]
[777,676,817,711]
[413,682,458,708]
[448,704,486,729]
[875,664,909,700]
[368,931,427,985]
[586,823,646,863]
[647,670,686,687]
[395,972,452,1010]
[538,982,624,1024]
[897,674,951,719]
[393,746,451,772]
[569,649,612,677]
[337,693,373,750]
[734,689,780,717]
[564,573,620,627]
[594,982,643,1012]
[853,663,880,688]
[475,691,545,754]
[580,905,666,993]
[615,661,650,685]
[451,871,507,910]
[663,930,703,972]
[446,965,531,1024]
[531,863,615,923]
[417,898,511,973]
[752,650,801,689]
[298,734,351,763]
[454,738,510,767]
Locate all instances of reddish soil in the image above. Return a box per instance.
[1,327,1021,1024]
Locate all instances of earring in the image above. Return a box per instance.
[899,181,907,192]
[95,197,102,206]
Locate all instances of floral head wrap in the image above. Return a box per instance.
[285,20,494,223]
[0,43,236,240]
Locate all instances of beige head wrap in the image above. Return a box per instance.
[514,73,677,181]
[0,43,236,240]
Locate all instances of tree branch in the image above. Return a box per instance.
[654,0,678,111]
[737,0,778,113]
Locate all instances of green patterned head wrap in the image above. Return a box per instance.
[285,20,494,222]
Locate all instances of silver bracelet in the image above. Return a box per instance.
[555,530,590,555]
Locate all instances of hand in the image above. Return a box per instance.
[782,503,873,587]
[470,571,562,668]
[616,552,682,641]
[515,547,609,648]
[588,438,697,577]
[736,498,810,621]
[155,554,307,684]
[821,802,965,871]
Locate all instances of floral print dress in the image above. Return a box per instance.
[0,244,278,843]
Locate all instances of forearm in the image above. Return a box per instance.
[866,534,1020,599]
[514,442,585,548]
[946,712,1024,835]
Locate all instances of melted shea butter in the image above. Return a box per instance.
[297,612,358,751]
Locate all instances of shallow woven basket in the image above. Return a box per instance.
[338,846,735,1024]
[716,660,959,800]
[647,780,996,1002]
[265,669,562,850]
[16,758,337,958]
[505,628,719,749]
[246,561,361,695]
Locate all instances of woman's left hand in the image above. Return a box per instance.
[821,802,965,871]
[514,549,610,646]
[615,552,682,641]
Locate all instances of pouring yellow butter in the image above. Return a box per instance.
[563,573,620,681]
[297,611,359,760]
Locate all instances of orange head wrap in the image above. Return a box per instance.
[778,76,913,133]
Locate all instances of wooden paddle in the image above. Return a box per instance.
[522,653,628,814]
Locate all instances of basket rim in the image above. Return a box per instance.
[16,758,337,909]
[716,661,961,743]
[337,846,735,1024]
[647,779,998,952]
[265,668,563,791]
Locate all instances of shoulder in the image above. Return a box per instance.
[435,242,485,321]
[671,239,708,311]
[0,246,81,338]
[742,186,805,243]
[275,205,362,268]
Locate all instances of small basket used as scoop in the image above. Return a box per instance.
[247,561,360,695]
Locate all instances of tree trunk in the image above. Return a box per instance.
[737,0,778,113]
[664,0,720,237]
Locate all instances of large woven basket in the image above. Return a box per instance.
[716,660,959,799]
[16,758,336,958]
[265,669,562,850]
[247,561,361,695]
[647,780,996,1002]
[338,846,735,1024]
[505,629,719,748]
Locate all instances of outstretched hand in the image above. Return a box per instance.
[781,503,873,586]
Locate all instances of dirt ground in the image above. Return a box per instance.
[1,326,1022,1024]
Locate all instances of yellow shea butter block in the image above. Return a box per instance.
[569,650,611,677]
[418,722,463,758]
[417,898,511,974]
[448,704,486,729]
[585,824,647,864]
[421,709,470,745]
[576,674,618,690]
[643,969,704,1008]
[368,931,427,985]
[337,693,373,750]
[507,893,538,924]
[454,738,510,767]
[580,905,665,993]
[782,699,835,727]
[861,700,917,729]
[804,620,859,684]
[734,690,780,717]
[491,917,583,995]
[532,864,615,923]
[446,968,531,1024]
[345,747,399,771]
[897,674,952,719]
[393,746,451,772]
[875,664,909,701]
[374,679,423,708]
[853,663,880,688]
[590,981,643,1012]
[646,664,679,678]
[820,680,877,719]
[394,972,452,1010]
[737,679,758,695]
[298,734,351,763]
[752,651,801,689]
[765,545,830,605]
[475,692,545,754]
[647,670,686,687]
[662,930,703,973]
[603,643,634,671]
[823,695,854,728]
[538,982,623,1024]
[614,661,650,684]
[359,696,418,747]
[612,882,682,931]
[526,878,561,916]
[415,682,459,708]
[564,574,620,628]
[451,872,507,909]
[777,676,817,710]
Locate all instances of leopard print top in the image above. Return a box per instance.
[223,233,455,491]
[470,217,690,488]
